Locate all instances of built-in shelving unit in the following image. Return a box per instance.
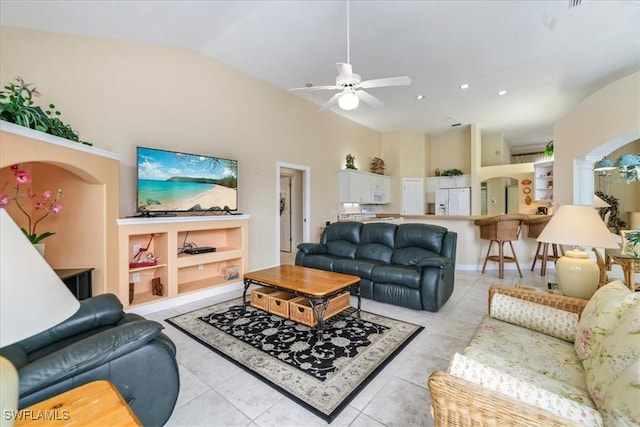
[117,215,249,308]
[534,161,554,202]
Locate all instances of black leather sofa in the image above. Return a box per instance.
[295,221,457,311]
[0,294,179,427]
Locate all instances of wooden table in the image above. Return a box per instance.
[605,248,640,291]
[243,265,361,340]
[14,380,141,426]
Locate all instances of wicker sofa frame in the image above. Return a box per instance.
[428,285,589,427]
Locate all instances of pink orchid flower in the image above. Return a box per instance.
[51,203,63,214]
[3,164,64,243]
[14,169,32,185]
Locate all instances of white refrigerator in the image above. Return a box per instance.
[435,187,471,215]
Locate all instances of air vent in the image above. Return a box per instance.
[568,0,582,8]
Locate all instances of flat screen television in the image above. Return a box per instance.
[136,146,238,214]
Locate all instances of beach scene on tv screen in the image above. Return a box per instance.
[138,147,237,212]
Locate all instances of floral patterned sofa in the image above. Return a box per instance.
[429,281,639,426]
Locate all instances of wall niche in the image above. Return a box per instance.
[1,122,120,296]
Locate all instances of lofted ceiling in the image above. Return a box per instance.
[1,0,638,153]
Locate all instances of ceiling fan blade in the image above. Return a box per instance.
[337,63,353,79]
[356,90,385,109]
[288,85,339,92]
[359,76,412,89]
[319,92,342,112]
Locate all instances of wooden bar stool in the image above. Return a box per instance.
[474,214,529,279]
[525,216,561,276]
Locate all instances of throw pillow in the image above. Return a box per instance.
[448,353,603,427]
[490,293,578,342]
[574,280,636,360]
[583,298,640,427]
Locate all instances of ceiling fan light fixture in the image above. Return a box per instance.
[338,91,359,110]
[593,158,615,171]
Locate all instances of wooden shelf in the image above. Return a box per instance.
[176,248,243,268]
[534,161,553,202]
[178,276,230,295]
[130,290,167,305]
[129,263,167,273]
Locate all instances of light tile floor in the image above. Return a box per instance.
[148,253,625,427]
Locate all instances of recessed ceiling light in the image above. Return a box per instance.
[415,95,425,100]
[459,83,470,90]
[498,90,508,96]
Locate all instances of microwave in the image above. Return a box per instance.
[371,190,385,203]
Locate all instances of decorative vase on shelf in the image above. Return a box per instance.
[33,243,45,257]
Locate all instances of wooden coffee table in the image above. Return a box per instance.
[243,265,361,340]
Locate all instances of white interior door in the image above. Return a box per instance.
[402,178,424,215]
[279,176,292,252]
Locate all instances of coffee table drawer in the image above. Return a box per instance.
[290,292,351,327]
[251,286,280,310]
[268,291,297,318]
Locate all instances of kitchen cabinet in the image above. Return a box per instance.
[339,170,390,204]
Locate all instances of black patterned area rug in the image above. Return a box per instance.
[166,297,423,422]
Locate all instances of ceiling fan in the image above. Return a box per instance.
[288,2,411,112]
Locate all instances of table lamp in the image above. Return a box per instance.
[0,209,80,426]
[537,204,619,299]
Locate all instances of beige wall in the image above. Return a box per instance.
[554,71,640,206]
[427,127,472,175]
[0,26,381,270]
[380,131,426,213]
[480,133,505,166]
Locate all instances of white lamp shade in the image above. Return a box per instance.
[537,204,618,249]
[338,91,359,110]
[0,209,80,347]
[593,194,611,208]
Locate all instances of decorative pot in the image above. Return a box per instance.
[33,243,45,257]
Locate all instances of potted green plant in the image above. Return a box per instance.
[440,168,464,176]
[0,76,91,145]
[345,154,357,170]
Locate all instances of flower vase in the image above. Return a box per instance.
[33,243,45,257]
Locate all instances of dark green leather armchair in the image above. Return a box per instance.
[0,293,179,427]
[296,221,457,311]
